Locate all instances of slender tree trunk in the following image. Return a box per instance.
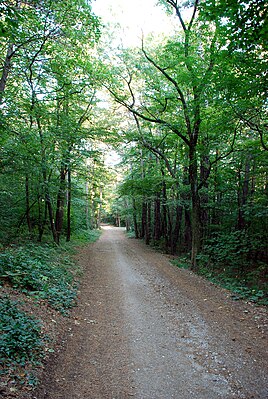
[141,201,147,239]
[161,178,169,252]
[25,175,32,234]
[200,154,209,243]
[45,186,58,244]
[40,154,58,243]
[181,166,192,252]
[191,193,201,270]
[184,208,192,251]
[97,187,103,228]
[212,149,221,227]
[55,163,67,242]
[125,216,130,232]
[36,114,58,244]
[189,144,201,270]
[66,166,71,242]
[85,179,90,230]
[37,196,47,242]
[170,202,183,255]
[237,156,251,231]
[132,198,139,238]
[153,193,161,241]
[0,43,14,103]
[124,198,131,231]
[43,173,58,244]
[145,201,151,245]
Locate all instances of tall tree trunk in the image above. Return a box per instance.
[37,114,58,244]
[97,187,103,228]
[161,177,169,252]
[184,208,192,252]
[37,196,47,242]
[145,200,151,245]
[55,163,67,242]
[170,202,183,255]
[200,154,209,243]
[0,43,14,103]
[212,149,221,227]
[124,198,131,231]
[45,185,58,244]
[141,200,147,239]
[43,175,58,244]
[181,166,192,252]
[191,193,201,270]
[25,175,32,234]
[66,166,71,242]
[153,193,161,241]
[189,144,201,270]
[237,155,251,230]
[132,198,139,238]
[85,179,90,230]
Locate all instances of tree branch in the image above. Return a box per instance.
[198,125,238,190]
[188,0,199,31]
[141,40,192,137]
[133,114,176,179]
[166,0,186,31]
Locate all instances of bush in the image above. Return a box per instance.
[199,230,267,272]
[71,228,102,245]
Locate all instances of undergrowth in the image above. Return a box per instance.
[171,257,268,306]
[0,228,101,389]
[0,297,44,386]
[0,243,79,314]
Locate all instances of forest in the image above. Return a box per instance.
[1,0,267,285]
[0,0,267,391]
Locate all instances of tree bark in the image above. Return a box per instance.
[161,178,169,252]
[0,43,14,103]
[170,203,183,255]
[66,166,71,242]
[55,163,67,242]
[153,193,161,241]
[25,175,32,234]
[200,154,209,242]
[237,155,252,230]
[132,198,139,238]
[145,201,151,245]
[37,196,47,242]
[141,201,147,239]
[189,144,201,270]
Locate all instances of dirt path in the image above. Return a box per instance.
[35,226,267,399]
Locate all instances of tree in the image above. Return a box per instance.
[0,0,105,244]
[104,0,239,268]
[200,0,268,150]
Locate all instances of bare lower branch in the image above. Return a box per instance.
[133,114,176,178]
[198,125,238,190]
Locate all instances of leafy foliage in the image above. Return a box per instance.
[0,297,43,366]
[172,257,268,306]
[0,244,79,314]
[199,231,267,270]
[201,0,268,51]
[0,228,101,391]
